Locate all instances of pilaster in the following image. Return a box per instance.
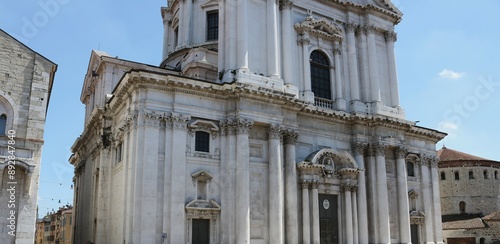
[311,181,320,244]
[300,32,314,102]
[333,42,346,110]
[169,114,190,244]
[366,25,381,103]
[301,181,311,244]
[268,124,284,244]
[385,31,400,108]
[395,146,411,243]
[373,142,390,243]
[420,156,434,244]
[235,118,253,244]
[352,141,368,244]
[342,184,354,244]
[283,129,299,244]
[344,23,361,104]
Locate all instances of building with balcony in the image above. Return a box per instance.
[70,0,446,243]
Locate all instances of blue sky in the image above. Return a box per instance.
[1,0,498,216]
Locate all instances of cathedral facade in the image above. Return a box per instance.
[70,0,445,243]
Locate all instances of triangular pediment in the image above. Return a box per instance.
[294,16,343,41]
[201,0,219,9]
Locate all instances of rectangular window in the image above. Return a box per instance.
[195,131,210,153]
[206,12,218,41]
[116,143,122,164]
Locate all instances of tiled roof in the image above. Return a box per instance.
[442,214,487,230]
[483,210,500,221]
[437,147,489,161]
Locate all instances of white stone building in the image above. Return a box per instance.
[70,0,446,243]
[0,29,57,243]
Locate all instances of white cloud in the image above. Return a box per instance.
[439,69,464,79]
[439,121,458,131]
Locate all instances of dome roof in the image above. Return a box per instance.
[437,147,500,168]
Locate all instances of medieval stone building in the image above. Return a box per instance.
[438,147,500,244]
[0,29,57,243]
[70,0,446,243]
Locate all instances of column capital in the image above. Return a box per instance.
[421,155,439,167]
[311,180,320,189]
[169,114,190,130]
[344,22,358,33]
[341,184,356,192]
[300,181,310,189]
[394,146,408,159]
[268,124,284,140]
[384,31,397,42]
[299,32,310,45]
[352,141,367,156]
[363,25,377,35]
[279,0,293,10]
[283,129,299,145]
[333,43,342,55]
[371,143,386,156]
[235,118,254,134]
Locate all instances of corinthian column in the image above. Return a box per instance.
[169,114,190,244]
[373,143,390,243]
[352,142,368,243]
[311,181,320,244]
[236,0,249,70]
[301,182,311,244]
[284,130,299,243]
[395,147,411,243]
[281,1,294,84]
[430,157,444,244]
[366,26,381,102]
[268,124,284,243]
[345,23,360,102]
[333,42,346,110]
[343,185,354,244]
[235,118,253,244]
[182,0,192,47]
[300,32,313,102]
[385,32,400,108]
[220,120,237,243]
[421,157,434,244]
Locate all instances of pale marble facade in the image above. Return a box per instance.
[0,29,57,243]
[70,0,446,243]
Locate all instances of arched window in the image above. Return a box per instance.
[406,161,415,177]
[454,171,460,180]
[310,50,331,100]
[459,201,466,213]
[495,171,498,180]
[440,172,446,180]
[484,170,489,179]
[195,131,210,153]
[0,114,6,135]
[480,238,486,244]
[469,171,474,179]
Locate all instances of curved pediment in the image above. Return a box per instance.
[294,16,343,41]
[305,148,358,169]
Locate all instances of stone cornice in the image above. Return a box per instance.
[439,160,500,169]
[309,0,402,24]
[106,69,445,145]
